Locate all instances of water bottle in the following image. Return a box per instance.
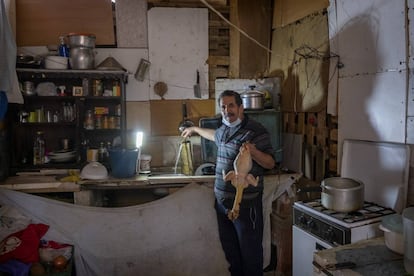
[58,36,70,58]
[33,131,45,165]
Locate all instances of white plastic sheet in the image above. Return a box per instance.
[0,174,300,275]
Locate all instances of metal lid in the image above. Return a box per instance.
[241,85,263,97]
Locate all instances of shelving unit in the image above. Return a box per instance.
[8,68,128,174]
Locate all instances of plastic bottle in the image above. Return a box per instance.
[33,131,45,165]
[58,36,70,58]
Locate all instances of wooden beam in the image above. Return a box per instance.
[148,0,227,8]
[229,0,240,78]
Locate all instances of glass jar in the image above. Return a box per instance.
[95,115,102,129]
[33,131,45,165]
[84,110,95,130]
[92,80,103,96]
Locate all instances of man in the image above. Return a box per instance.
[181,90,275,276]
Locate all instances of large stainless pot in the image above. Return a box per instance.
[321,177,364,212]
[69,47,95,70]
[241,86,264,110]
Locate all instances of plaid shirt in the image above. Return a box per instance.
[214,115,274,197]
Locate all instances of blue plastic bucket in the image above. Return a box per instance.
[109,149,138,178]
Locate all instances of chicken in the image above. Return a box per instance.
[223,142,258,221]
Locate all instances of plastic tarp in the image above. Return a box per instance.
[0,174,300,276]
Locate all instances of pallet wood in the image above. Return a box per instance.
[283,111,338,179]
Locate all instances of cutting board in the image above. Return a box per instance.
[341,139,410,212]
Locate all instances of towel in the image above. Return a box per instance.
[0,0,22,104]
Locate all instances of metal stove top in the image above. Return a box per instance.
[294,199,395,228]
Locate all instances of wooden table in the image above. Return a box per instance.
[0,172,299,207]
[0,172,215,205]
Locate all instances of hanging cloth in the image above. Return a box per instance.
[0,0,22,104]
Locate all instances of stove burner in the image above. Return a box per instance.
[299,199,395,224]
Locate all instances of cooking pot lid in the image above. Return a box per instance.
[381,214,403,233]
[241,90,263,97]
[96,57,126,71]
[241,85,263,96]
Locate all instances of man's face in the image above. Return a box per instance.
[220,96,243,123]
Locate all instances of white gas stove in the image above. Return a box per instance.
[293,200,395,246]
[292,200,395,276]
[292,139,411,276]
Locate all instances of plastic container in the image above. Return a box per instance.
[45,56,68,70]
[109,149,138,178]
[379,214,403,254]
[403,207,414,274]
[140,154,152,172]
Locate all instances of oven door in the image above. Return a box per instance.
[293,225,332,276]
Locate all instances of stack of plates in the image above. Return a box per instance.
[49,150,77,163]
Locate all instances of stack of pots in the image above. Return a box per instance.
[67,33,96,70]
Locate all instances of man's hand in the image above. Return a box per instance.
[245,142,275,170]
[181,127,195,138]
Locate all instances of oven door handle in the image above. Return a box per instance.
[326,262,356,270]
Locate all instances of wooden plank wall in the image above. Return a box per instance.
[208,6,230,99]
[283,111,338,179]
[207,2,339,178]
[149,1,340,178]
